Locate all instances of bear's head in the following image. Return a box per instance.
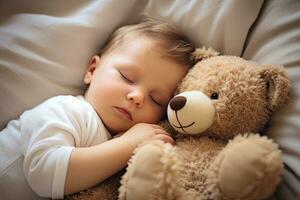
[167,48,290,140]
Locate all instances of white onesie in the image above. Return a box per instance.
[0,95,112,199]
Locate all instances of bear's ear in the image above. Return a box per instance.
[259,65,291,111]
[191,46,219,64]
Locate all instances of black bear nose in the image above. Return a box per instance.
[170,96,187,111]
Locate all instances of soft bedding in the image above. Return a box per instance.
[0,0,299,199]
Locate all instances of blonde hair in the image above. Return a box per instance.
[99,16,195,68]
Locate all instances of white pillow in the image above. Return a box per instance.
[0,0,147,129]
[145,0,264,55]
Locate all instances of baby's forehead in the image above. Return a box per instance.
[107,38,171,65]
[125,34,192,68]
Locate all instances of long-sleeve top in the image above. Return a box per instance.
[0,95,112,199]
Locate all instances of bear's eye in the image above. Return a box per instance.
[210,92,219,100]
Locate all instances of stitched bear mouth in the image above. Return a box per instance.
[171,111,195,134]
[172,121,195,129]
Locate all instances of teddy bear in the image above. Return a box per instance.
[67,47,290,200]
[117,47,291,200]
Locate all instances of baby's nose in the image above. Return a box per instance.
[128,90,144,107]
[129,97,142,107]
[169,96,187,111]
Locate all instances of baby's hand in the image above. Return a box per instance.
[120,123,175,148]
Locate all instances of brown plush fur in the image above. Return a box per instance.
[68,51,290,200]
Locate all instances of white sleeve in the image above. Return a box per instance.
[19,96,87,199]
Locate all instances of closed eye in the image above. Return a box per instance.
[119,70,134,84]
[150,96,162,107]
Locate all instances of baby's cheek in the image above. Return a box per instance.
[98,82,123,96]
[143,108,164,124]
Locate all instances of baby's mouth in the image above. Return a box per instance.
[114,106,133,121]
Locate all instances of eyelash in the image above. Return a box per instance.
[119,70,162,107]
[119,70,134,84]
[150,96,162,106]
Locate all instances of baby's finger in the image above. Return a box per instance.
[155,134,175,145]
[154,128,172,136]
[150,124,163,129]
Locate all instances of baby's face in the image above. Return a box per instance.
[84,37,188,135]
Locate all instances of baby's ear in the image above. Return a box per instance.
[84,55,100,84]
[191,46,219,64]
[259,64,291,111]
